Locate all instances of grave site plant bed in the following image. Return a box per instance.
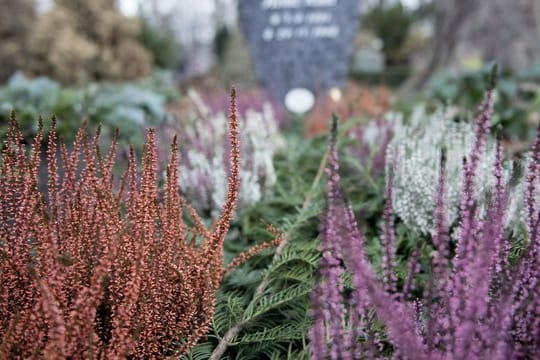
[0,90,282,358]
[1,73,540,359]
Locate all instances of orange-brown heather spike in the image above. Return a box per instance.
[7,111,24,154]
[39,280,67,358]
[128,145,137,174]
[129,145,136,164]
[0,317,18,358]
[203,86,241,284]
[60,140,78,197]
[102,129,119,186]
[167,135,179,181]
[115,161,130,207]
[47,115,59,222]
[141,129,158,188]
[95,123,102,139]
[28,118,44,190]
[1,105,248,357]
[171,136,180,187]
[226,235,284,273]
[266,224,286,241]
[183,200,212,240]
[69,124,87,170]
[32,117,44,160]
[93,124,103,165]
[8,110,18,133]
[50,114,57,132]
[165,134,181,215]
[37,115,44,134]
[212,86,240,244]
[126,145,139,210]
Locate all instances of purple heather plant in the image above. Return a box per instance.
[310,118,350,360]
[201,88,284,128]
[347,117,394,179]
[310,68,540,359]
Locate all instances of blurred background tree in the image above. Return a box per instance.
[138,14,181,69]
[363,3,413,67]
[213,25,230,64]
[351,1,433,86]
[24,0,152,85]
[0,0,36,83]
[214,26,258,88]
[405,0,540,91]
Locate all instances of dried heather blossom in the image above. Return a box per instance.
[0,89,242,358]
[164,89,285,216]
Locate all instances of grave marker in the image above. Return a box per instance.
[239,0,362,109]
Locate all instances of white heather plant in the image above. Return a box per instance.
[505,153,540,235]
[177,90,285,216]
[386,106,499,234]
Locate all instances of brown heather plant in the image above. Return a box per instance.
[0,89,270,358]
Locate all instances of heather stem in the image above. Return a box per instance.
[209,127,331,360]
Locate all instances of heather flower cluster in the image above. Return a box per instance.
[201,88,284,128]
[310,77,540,358]
[164,89,285,216]
[0,89,241,358]
[386,105,500,234]
[347,117,394,179]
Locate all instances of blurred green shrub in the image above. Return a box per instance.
[214,25,231,64]
[349,63,411,87]
[363,3,413,66]
[0,72,179,150]
[428,64,540,141]
[138,15,181,69]
[216,28,258,87]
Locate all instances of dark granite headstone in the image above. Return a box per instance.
[239,0,362,104]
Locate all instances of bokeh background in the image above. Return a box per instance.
[3,2,540,359]
[3,0,540,144]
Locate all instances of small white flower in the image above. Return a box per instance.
[386,106,501,234]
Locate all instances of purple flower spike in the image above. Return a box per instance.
[309,66,540,359]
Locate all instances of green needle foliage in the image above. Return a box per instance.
[182,117,392,359]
